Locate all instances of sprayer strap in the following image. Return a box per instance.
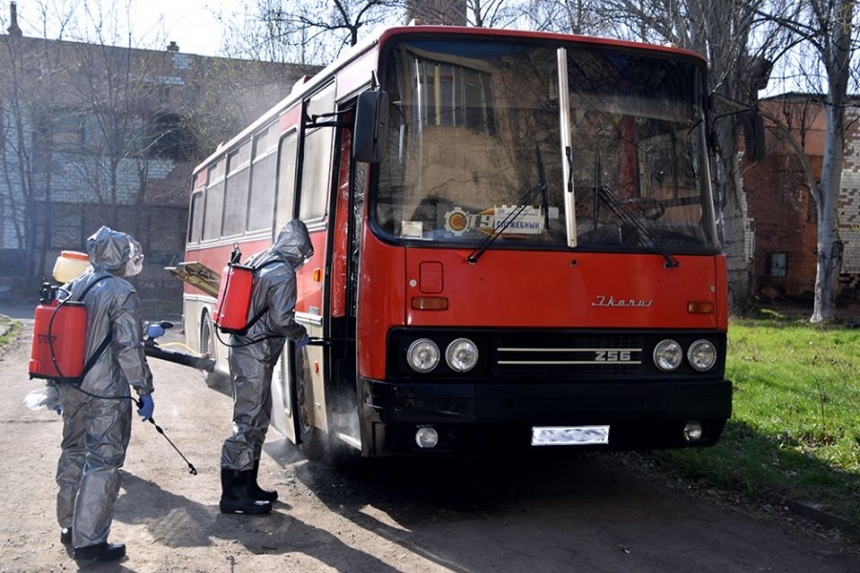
[71,274,114,384]
[244,306,270,333]
[79,331,112,381]
[77,274,113,302]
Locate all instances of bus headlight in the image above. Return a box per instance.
[407,339,440,373]
[687,339,717,371]
[653,339,682,371]
[446,338,479,372]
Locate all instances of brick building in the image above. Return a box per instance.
[0,5,318,298]
[743,94,860,300]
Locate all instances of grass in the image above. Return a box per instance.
[651,308,860,532]
[0,318,22,349]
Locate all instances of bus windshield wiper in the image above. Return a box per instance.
[467,147,548,264]
[596,185,679,269]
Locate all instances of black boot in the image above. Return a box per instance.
[219,468,272,515]
[247,459,278,502]
[73,541,126,562]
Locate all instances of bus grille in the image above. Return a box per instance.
[489,334,644,378]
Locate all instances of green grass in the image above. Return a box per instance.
[652,310,860,531]
[0,318,22,349]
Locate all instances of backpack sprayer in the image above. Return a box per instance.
[29,279,111,383]
[29,283,86,380]
[28,269,205,475]
[213,245,338,348]
[213,245,264,336]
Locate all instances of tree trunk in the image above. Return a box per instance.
[713,117,752,314]
[811,102,846,323]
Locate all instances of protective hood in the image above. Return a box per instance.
[86,226,138,275]
[250,220,313,269]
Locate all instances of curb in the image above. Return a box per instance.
[782,499,859,537]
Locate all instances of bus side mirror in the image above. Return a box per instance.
[742,113,766,162]
[353,89,389,163]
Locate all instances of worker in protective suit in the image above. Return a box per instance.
[55,225,155,562]
[220,219,313,515]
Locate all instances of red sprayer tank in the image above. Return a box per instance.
[29,297,87,380]
[213,263,254,334]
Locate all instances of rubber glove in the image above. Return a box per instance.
[295,333,311,349]
[137,394,154,421]
[147,324,165,339]
[51,403,62,416]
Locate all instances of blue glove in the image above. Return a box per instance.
[137,394,154,421]
[295,334,311,349]
[50,403,62,416]
[147,324,165,339]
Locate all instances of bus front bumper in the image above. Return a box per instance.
[359,377,732,456]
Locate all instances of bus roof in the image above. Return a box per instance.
[193,25,706,176]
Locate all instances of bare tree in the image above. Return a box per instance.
[751,0,858,323]
[590,0,783,315]
[223,0,513,64]
[221,0,402,65]
[0,3,77,291]
[525,0,615,34]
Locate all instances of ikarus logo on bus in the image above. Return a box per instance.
[443,205,544,235]
[591,295,654,308]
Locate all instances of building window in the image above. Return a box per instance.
[414,60,495,134]
[148,113,198,161]
[767,253,787,277]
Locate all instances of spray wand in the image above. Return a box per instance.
[135,398,198,475]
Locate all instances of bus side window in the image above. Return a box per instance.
[223,142,251,237]
[275,131,298,230]
[188,191,204,244]
[298,84,336,222]
[298,128,334,221]
[202,160,225,241]
[248,124,277,231]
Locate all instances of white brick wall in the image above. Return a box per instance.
[841,108,860,275]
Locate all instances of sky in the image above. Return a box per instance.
[5,0,245,56]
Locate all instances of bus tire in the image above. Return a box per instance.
[200,311,229,394]
[295,350,356,466]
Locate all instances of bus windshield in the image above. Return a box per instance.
[374,39,719,253]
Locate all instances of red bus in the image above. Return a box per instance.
[177,24,731,461]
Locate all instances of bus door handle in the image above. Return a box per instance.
[307,337,353,348]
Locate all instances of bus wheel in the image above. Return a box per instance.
[200,312,229,394]
[295,349,355,466]
[199,312,215,358]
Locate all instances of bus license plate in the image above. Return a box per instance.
[531,425,610,446]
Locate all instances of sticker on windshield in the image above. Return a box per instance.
[494,205,543,233]
[443,205,544,236]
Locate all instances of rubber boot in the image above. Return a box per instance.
[247,459,278,502]
[219,468,272,515]
[73,541,126,562]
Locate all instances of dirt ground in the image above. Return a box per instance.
[2,317,860,573]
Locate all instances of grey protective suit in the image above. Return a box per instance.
[55,226,154,548]
[221,220,313,470]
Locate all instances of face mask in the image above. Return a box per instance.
[125,242,144,277]
[297,248,314,270]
